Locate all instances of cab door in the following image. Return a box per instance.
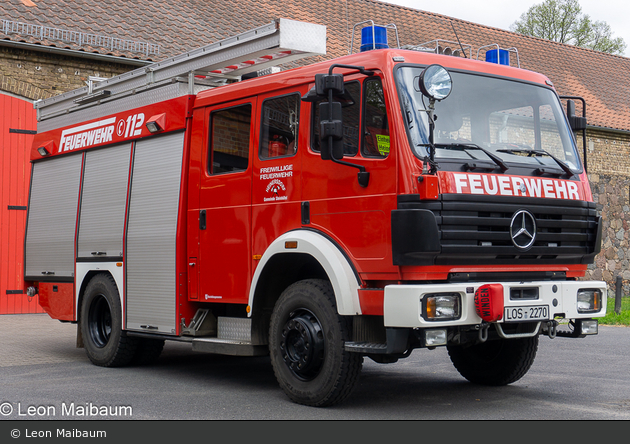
[196,98,256,305]
[303,74,397,277]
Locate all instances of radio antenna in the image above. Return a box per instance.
[451,21,467,58]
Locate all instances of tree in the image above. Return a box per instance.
[510,0,626,55]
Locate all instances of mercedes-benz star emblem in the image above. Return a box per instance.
[510,210,536,250]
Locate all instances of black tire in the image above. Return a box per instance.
[269,279,363,407]
[447,335,539,386]
[80,274,138,367]
[132,338,165,366]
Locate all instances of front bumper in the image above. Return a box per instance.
[383,280,607,328]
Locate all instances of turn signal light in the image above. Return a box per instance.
[423,293,461,321]
[577,289,602,313]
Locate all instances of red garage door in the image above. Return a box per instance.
[1,93,43,314]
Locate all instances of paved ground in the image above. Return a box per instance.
[1,313,629,422]
[0,314,83,368]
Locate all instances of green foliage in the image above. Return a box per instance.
[599,297,630,326]
[510,0,626,55]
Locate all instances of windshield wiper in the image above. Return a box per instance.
[435,143,508,172]
[496,148,575,176]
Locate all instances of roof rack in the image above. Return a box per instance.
[412,39,473,59]
[34,18,326,130]
[348,20,400,54]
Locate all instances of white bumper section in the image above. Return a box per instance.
[383,280,607,328]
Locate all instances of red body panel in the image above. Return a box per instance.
[37,282,74,321]
[30,97,191,161]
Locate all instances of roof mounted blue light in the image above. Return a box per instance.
[486,48,510,65]
[360,25,388,52]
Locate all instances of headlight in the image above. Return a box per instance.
[577,289,602,313]
[577,319,598,335]
[423,293,461,321]
[424,329,448,346]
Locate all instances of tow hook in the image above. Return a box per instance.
[476,322,490,343]
[546,320,558,339]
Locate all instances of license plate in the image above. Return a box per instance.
[504,305,549,322]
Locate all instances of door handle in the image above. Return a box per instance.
[199,210,206,230]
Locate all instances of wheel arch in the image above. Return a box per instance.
[75,264,124,323]
[248,230,362,319]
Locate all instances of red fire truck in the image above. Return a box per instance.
[23,18,606,407]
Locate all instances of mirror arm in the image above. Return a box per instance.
[328,63,375,77]
[560,95,588,173]
[322,72,370,188]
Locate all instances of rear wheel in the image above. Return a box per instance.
[80,274,137,367]
[269,279,363,407]
[447,336,539,386]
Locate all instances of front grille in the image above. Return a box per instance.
[397,193,601,265]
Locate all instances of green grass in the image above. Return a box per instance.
[599,297,630,326]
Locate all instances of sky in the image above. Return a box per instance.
[379,0,630,56]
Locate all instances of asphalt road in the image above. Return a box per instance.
[1,314,629,421]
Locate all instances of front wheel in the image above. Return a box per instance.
[80,274,138,367]
[447,336,539,386]
[269,279,363,407]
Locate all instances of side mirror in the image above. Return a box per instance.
[566,99,587,131]
[314,73,345,161]
[319,101,344,160]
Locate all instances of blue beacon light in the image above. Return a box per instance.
[360,25,389,52]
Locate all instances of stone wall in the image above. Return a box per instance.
[0,45,133,101]
[579,129,630,295]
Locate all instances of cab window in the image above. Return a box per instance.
[208,104,252,174]
[260,93,300,159]
[362,78,389,158]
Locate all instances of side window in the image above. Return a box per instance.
[362,78,389,158]
[209,104,252,174]
[311,81,360,156]
[260,93,300,159]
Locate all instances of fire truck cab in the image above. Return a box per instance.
[23,19,606,407]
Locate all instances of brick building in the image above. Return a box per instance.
[2,0,630,307]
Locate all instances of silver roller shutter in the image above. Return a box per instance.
[25,154,83,279]
[77,143,132,259]
[125,132,184,334]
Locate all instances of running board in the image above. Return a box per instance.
[191,337,268,356]
[345,342,388,354]
[126,331,268,356]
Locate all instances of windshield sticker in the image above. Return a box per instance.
[376,135,390,156]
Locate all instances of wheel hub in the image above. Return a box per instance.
[88,295,112,348]
[280,310,325,381]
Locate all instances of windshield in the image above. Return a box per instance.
[395,66,582,172]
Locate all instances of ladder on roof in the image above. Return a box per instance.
[34,18,326,128]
